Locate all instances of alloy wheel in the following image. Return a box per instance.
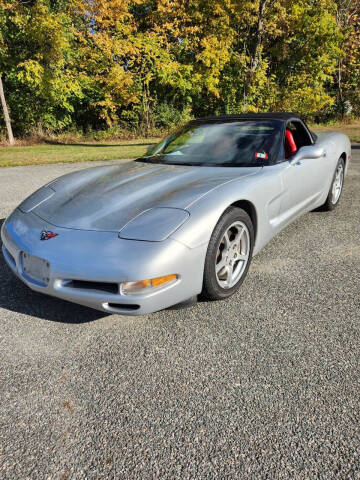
[215,221,250,289]
[332,163,344,204]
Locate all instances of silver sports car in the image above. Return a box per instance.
[1,113,351,315]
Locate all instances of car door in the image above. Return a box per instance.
[279,120,327,225]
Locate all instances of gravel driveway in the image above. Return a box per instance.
[0,149,359,479]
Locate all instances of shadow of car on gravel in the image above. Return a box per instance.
[0,218,108,323]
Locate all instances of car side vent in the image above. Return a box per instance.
[63,280,119,294]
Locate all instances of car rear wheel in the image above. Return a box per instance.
[321,157,345,211]
[201,207,254,300]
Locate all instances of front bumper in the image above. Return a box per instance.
[1,209,207,315]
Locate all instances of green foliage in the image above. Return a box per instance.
[0,0,85,133]
[0,0,359,138]
[153,102,193,130]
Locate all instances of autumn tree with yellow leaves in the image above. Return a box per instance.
[0,0,358,141]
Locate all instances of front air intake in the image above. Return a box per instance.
[107,303,140,311]
[62,279,119,295]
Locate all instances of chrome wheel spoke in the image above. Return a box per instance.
[216,257,226,273]
[223,231,230,249]
[229,239,238,250]
[223,265,232,286]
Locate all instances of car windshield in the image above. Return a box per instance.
[139,120,283,167]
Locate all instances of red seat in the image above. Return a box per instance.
[285,129,297,159]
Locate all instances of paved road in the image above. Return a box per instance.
[0,150,359,479]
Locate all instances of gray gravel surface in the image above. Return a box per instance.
[0,150,359,479]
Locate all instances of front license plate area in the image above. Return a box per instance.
[21,252,50,286]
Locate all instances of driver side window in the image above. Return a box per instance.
[284,121,312,159]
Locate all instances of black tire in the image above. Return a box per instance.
[201,207,254,300]
[320,157,345,211]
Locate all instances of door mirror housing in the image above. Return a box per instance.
[289,145,326,165]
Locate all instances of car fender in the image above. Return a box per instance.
[170,167,284,255]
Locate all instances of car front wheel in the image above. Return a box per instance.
[321,157,345,211]
[201,207,254,300]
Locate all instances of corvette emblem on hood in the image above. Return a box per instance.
[40,229,58,241]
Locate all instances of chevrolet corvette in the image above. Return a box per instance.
[1,113,351,314]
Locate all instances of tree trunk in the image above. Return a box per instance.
[337,59,345,118]
[250,0,268,72]
[0,76,14,145]
[142,80,151,135]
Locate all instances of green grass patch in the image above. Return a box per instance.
[311,122,360,143]
[0,139,160,168]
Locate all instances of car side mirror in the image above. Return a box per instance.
[289,145,326,165]
[146,144,153,154]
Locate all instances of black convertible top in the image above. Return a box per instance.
[192,112,302,123]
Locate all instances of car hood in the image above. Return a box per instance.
[25,160,261,232]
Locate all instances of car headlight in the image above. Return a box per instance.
[119,207,189,242]
[121,274,178,295]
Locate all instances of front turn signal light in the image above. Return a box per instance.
[121,274,177,295]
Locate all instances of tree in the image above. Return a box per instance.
[334,0,360,117]
[0,0,86,135]
[264,0,342,117]
[0,2,14,143]
[0,0,357,138]
[0,76,14,144]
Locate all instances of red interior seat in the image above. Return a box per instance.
[285,129,297,159]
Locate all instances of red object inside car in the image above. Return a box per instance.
[285,129,297,158]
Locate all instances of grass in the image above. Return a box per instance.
[0,138,160,168]
[311,122,360,143]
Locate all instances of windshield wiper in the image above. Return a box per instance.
[135,157,160,164]
[166,162,263,167]
[163,161,205,166]
[136,158,263,167]
[215,162,264,167]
